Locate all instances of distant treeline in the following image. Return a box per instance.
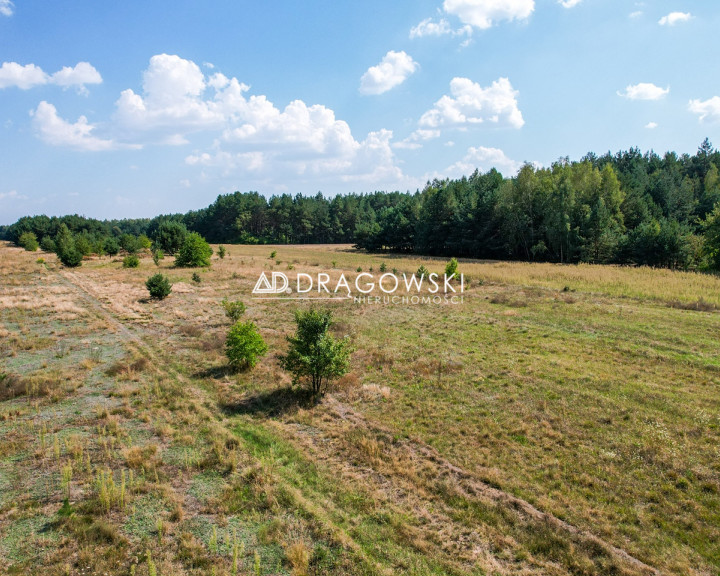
[4,140,720,270]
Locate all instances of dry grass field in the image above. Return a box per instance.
[1,241,720,575]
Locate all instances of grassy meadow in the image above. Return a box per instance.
[1,241,720,575]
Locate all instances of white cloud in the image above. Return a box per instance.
[558,0,582,8]
[0,0,13,17]
[0,61,102,92]
[0,62,48,89]
[447,146,521,176]
[359,51,418,95]
[645,121,658,129]
[0,190,28,201]
[409,17,472,38]
[394,129,441,150]
[411,17,452,37]
[31,101,116,151]
[418,76,524,132]
[658,12,691,26]
[629,11,643,18]
[443,0,534,30]
[51,62,102,94]
[689,97,720,123]
[618,83,669,100]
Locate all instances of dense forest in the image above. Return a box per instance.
[4,140,720,270]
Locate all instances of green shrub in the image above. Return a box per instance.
[59,248,83,267]
[153,221,188,255]
[152,249,164,266]
[279,308,352,397]
[226,321,267,369]
[123,254,140,268]
[218,245,226,259]
[18,231,39,251]
[191,272,202,283]
[74,235,93,256]
[120,234,142,254]
[416,265,430,278]
[269,250,277,259]
[379,262,387,272]
[145,274,172,300]
[221,298,246,322]
[103,236,120,256]
[175,232,213,268]
[40,236,57,253]
[445,257,459,279]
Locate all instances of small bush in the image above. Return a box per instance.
[146,274,172,300]
[218,245,226,259]
[416,265,430,278]
[445,257,459,279]
[226,321,267,369]
[279,308,352,397]
[269,250,277,259]
[379,262,387,272]
[123,254,140,268]
[103,236,120,256]
[221,298,246,322]
[175,232,213,268]
[356,266,362,273]
[40,236,57,253]
[152,249,164,266]
[59,248,83,268]
[191,272,202,284]
[18,231,39,251]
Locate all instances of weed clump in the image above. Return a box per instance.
[221,298,246,322]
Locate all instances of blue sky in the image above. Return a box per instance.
[1,0,718,224]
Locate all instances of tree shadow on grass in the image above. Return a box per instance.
[193,364,239,379]
[219,386,311,418]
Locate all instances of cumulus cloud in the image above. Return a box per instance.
[31,101,115,151]
[645,122,658,129]
[447,146,521,176]
[418,76,524,131]
[0,61,102,92]
[558,0,582,8]
[25,53,411,188]
[443,0,534,30]
[359,51,418,95]
[0,0,13,17]
[689,97,720,123]
[0,62,48,89]
[51,62,103,94]
[618,83,669,100]
[114,54,221,135]
[658,12,691,26]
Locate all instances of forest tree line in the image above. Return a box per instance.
[3,140,720,271]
